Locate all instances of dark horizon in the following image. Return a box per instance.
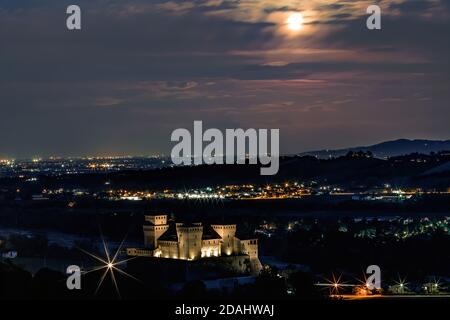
[2,136,450,160]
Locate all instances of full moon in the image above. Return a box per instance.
[287,13,304,31]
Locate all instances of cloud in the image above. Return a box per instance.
[94,97,125,107]
[0,0,449,157]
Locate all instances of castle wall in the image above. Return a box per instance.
[127,248,154,257]
[159,240,179,259]
[201,239,221,258]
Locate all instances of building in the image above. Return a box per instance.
[127,215,261,272]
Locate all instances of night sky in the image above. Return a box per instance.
[0,0,449,158]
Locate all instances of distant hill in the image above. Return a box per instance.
[6,151,447,191]
[299,139,450,159]
[2,139,450,192]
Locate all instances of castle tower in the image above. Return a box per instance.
[176,223,203,260]
[143,214,169,249]
[211,224,237,255]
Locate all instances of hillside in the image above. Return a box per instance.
[300,139,450,159]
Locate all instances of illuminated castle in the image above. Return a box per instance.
[127,215,260,264]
